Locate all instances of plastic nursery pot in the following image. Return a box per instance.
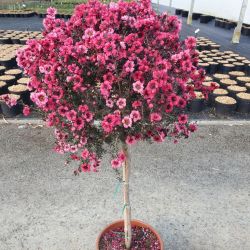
[228,71,245,81]
[221,64,235,74]
[210,44,220,50]
[0,57,15,68]
[0,95,22,117]
[11,37,20,44]
[5,69,23,80]
[181,10,189,17]
[209,88,229,106]
[219,79,237,89]
[188,92,205,112]
[96,219,164,250]
[192,13,201,20]
[208,62,219,74]
[17,77,30,86]
[0,75,16,86]
[8,84,30,105]
[214,19,220,27]
[200,15,212,23]
[236,76,250,87]
[233,62,244,71]
[199,63,209,73]
[227,85,247,99]
[244,64,250,75]
[0,66,6,75]
[0,81,8,95]
[215,96,237,115]
[213,73,229,82]
[236,93,250,113]
[175,9,182,15]
[246,83,250,93]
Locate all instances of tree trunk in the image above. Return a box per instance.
[122,143,132,249]
[232,0,249,43]
[187,0,195,25]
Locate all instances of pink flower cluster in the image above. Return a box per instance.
[17,0,210,173]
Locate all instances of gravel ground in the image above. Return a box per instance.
[0,123,249,250]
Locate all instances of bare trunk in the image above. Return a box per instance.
[187,0,195,25]
[122,143,132,249]
[232,0,249,43]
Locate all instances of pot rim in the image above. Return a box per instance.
[96,219,164,250]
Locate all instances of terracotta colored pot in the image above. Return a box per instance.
[96,219,164,250]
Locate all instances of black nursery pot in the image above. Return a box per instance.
[215,97,237,115]
[175,9,182,15]
[245,83,250,93]
[188,99,205,112]
[0,75,16,86]
[0,101,22,117]
[208,62,219,74]
[209,89,229,106]
[0,57,16,68]
[236,77,250,87]
[19,91,31,105]
[0,66,6,75]
[11,37,20,44]
[192,13,201,20]
[227,86,247,98]
[181,10,189,17]
[0,82,8,95]
[234,62,245,71]
[215,19,220,27]
[244,64,250,75]
[221,64,235,74]
[200,15,212,23]
[224,22,233,29]
[236,93,250,113]
[199,63,209,73]
[5,69,23,80]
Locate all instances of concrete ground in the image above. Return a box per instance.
[0,123,249,250]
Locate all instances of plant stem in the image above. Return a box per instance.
[122,143,132,249]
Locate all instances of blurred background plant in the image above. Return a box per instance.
[0,0,117,14]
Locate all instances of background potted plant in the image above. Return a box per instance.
[16,1,210,248]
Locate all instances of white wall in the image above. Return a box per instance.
[152,0,250,25]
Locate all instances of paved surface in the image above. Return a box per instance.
[0,123,249,250]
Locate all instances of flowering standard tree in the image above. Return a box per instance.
[17,0,211,248]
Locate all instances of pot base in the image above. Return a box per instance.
[96,219,164,250]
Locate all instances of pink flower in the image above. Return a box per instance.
[83,28,96,39]
[74,118,84,130]
[150,113,162,122]
[125,135,136,145]
[23,106,31,116]
[31,91,48,108]
[189,123,197,132]
[122,116,132,128]
[178,114,188,124]
[66,110,77,121]
[81,163,91,172]
[81,149,89,160]
[133,81,144,94]
[116,98,126,109]
[47,7,57,18]
[102,113,121,133]
[83,111,93,122]
[124,60,135,73]
[111,158,121,169]
[118,151,126,162]
[130,110,141,122]
[106,99,114,108]
[165,103,173,113]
